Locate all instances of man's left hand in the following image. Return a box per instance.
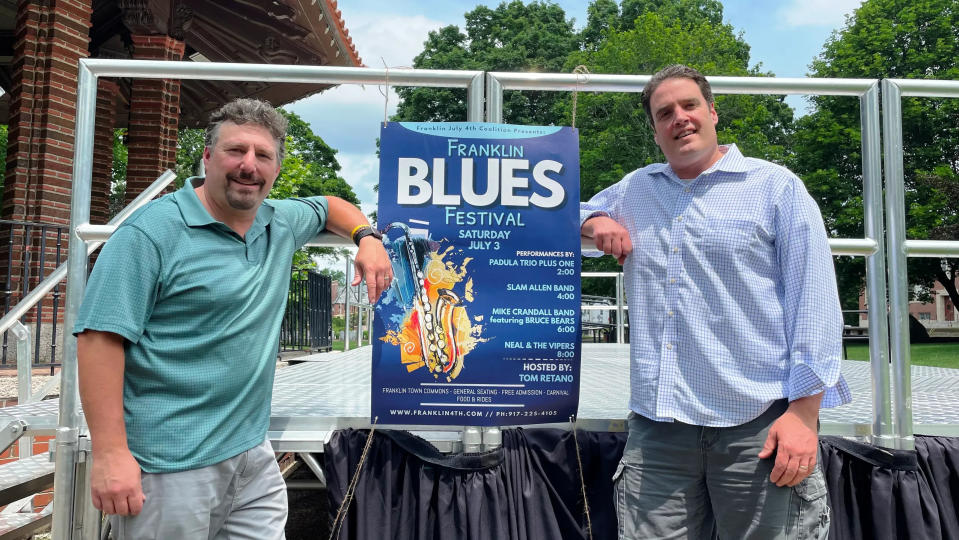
[758,394,823,487]
[353,235,393,303]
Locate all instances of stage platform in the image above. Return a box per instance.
[3,344,956,453]
[267,343,959,452]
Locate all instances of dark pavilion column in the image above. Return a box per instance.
[0,0,92,323]
[123,33,184,204]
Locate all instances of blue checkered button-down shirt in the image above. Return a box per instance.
[582,145,851,426]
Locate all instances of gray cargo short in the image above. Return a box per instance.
[110,438,288,540]
[613,400,830,539]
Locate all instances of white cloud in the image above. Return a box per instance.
[778,0,864,27]
[341,13,447,68]
[336,153,382,218]
[285,9,454,214]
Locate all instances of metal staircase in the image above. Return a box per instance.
[0,452,56,539]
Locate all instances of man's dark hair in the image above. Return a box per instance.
[205,98,289,161]
[641,65,714,126]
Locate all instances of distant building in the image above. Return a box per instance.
[860,279,958,330]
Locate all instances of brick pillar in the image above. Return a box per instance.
[0,0,91,336]
[91,79,119,225]
[124,35,184,204]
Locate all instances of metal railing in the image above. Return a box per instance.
[881,79,959,450]
[1,220,67,370]
[0,171,177,338]
[41,57,957,537]
[581,272,628,344]
[489,72,894,447]
[280,270,333,353]
[51,58,488,540]
[0,169,175,540]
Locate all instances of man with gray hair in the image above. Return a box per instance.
[75,98,391,539]
[581,65,850,538]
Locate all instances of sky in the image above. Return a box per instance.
[287,0,866,218]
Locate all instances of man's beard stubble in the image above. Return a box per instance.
[225,170,265,211]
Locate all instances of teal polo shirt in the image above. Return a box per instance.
[75,178,329,473]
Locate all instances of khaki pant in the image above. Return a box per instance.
[614,400,830,539]
[111,438,287,540]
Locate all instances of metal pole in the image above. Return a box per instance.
[356,301,364,349]
[466,73,485,122]
[13,323,33,471]
[488,72,873,96]
[616,273,625,344]
[75,451,100,540]
[297,452,327,486]
[368,307,375,346]
[344,255,351,352]
[53,60,99,540]
[859,84,894,448]
[83,59,484,89]
[485,74,504,123]
[881,80,913,450]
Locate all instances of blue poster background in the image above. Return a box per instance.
[372,122,581,426]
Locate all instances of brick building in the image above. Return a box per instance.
[859,278,959,334]
[0,0,361,363]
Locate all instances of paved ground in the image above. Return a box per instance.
[0,372,58,401]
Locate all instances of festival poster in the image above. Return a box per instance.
[372,122,581,426]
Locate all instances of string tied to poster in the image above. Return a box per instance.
[570,414,594,540]
[328,416,379,540]
[570,65,591,129]
[380,58,390,127]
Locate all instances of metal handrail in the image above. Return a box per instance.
[52,59,490,540]
[904,240,959,258]
[881,78,959,450]
[0,170,176,336]
[82,59,486,121]
[488,72,893,447]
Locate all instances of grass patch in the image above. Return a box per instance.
[844,342,959,369]
[329,336,370,351]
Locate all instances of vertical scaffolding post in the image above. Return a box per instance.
[344,255,352,352]
[859,83,894,447]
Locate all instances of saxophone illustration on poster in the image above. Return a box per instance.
[372,122,581,426]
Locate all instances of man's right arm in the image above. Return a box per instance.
[580,175,632,264]
[78,330,145,516]
[582,215,632,265]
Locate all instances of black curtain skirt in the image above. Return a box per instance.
[324,429,959,540]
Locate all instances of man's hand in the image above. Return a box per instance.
[353,235,393,303]
[78,330,145,514]
[582,216,632,264]
[91,447,145,515]
[758,394,823,487]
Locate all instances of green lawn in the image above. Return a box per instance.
[329,336,370,351]
[843,342,959,369]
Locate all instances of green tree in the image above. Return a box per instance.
[582,0,730,50]
[569,4,793,295]
[392,1,794,299]
[794,0,959,311]
[393,1,581,124]
[281,110,359,204]
[175,128,205,187]
[108,128,129,218]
